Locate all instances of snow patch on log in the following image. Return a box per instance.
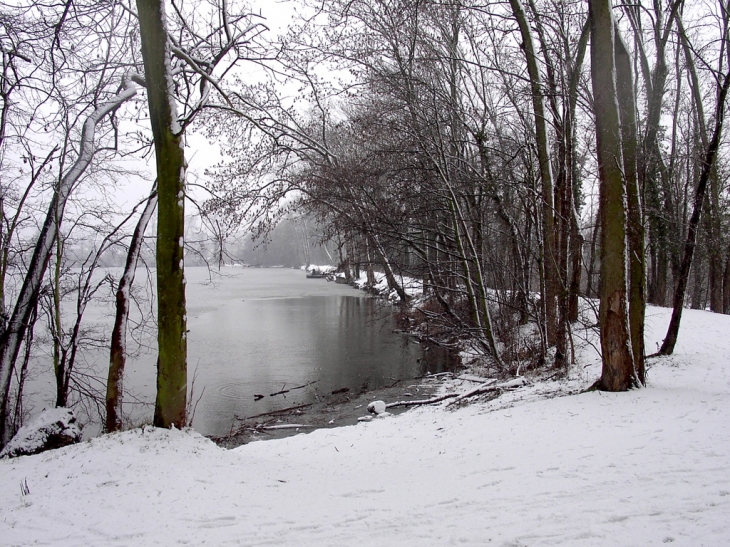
[367,400,387,415]
[1,408,82,459]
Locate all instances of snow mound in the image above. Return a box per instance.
[367,400,387,414]
[1,408,82,459]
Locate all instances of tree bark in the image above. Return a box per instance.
[136,0,188,428]
[589,0,637,391]
[509,0,558,346]
[614,26,646,384]
[106,185,158,433]
[723,243,730,313]
[567,19,590,324]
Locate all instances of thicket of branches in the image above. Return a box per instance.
[206,0,730,379]
[0,0,269,444]
[2,0,730,445]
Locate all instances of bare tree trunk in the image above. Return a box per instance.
[0,78,137,444]
[659,27,730,354]
[106,185,158,433]
[723,244,730,313]
[615,26,646,384]
[589,0,637,391]
[567,19,590,324]
[371,234,408,303]
[136,0,188,428]
[509,0,558,346]
[9,305,37,438]
[708,231,723,312]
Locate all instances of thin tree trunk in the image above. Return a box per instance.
[371,235,408,303]
[567,19,590,324]
[658,54,730,354]
[690,251,704,310]
[53,232,66,407]
[615,26,646,384]
[723,243,730,313]
[106,186,158,433]
[0,78,137,445]
[509,0,558,346]
[10,305,37,438]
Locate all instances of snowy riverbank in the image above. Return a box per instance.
[1,304,729,546]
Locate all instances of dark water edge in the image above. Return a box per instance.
[20,267,461,439]
[210,371,452,448]
[188,292,460,437]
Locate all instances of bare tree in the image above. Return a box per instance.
[106,184,157,432]
[589,0,637,391]
[658,6,730,355]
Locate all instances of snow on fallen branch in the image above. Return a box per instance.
[385,393,459,409]
[384,377,528,410]
[446,377,527,407]
[260,424,313,431]
[242,403,313,421]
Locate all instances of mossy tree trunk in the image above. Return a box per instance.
[136,0,188,428]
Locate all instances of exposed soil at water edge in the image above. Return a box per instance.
[210,374,449,449]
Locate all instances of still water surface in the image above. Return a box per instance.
[55,267,445,437]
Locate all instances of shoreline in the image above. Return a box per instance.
[209,374,450,449]
[207,266,461,449]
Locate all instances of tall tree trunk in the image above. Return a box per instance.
[9,305,37,439]
[567,19,590,324]
[0,79,137,445]
[589,0,637,391]
[509,0,558,347]
[615,26,646,385]
[690,250,705,310]
[658,28,730,354]
[53,232,66,407]
[723,243,730,313]
[136,0,188,428]
[106,186,158,433]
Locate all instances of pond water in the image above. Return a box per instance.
[26,267,450,437]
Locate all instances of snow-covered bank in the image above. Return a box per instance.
[1,305,729,546]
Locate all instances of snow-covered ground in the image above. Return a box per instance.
[1,305,729,546]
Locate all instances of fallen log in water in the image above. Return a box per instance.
[242,403,313,421]
[270,380,318,397]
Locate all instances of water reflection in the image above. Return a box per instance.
[190,292,436,436]
[23,267,453,438]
